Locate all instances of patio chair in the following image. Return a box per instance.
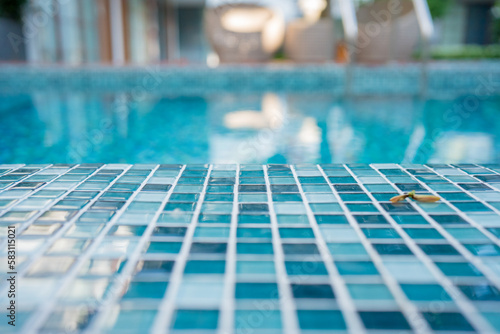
[284,0,335,62]
[285,18,335,62]
[356,0,419,63]
[205,4,285,63]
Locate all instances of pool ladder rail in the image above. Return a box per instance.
[338,0,435,96]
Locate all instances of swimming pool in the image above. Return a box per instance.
[1,91,499,164]
[1,63,500,165]
[1,63,500,334]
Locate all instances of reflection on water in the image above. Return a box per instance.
[0,91,499,164]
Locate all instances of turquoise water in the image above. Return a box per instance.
[1,91,499,164]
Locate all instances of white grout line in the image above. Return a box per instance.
[0,164,77,254]
[0,164,25,171]
[22,164,139,333]
[369,164,496,333]
[478,164,500,181]
[400,165,500,290]
[263,165,300,334]
[0,164,106,293]
[317,165,432,334]
[425,164,500,247]
[290,165,366,334]
[218,165,239,334]
[7,165,98,237]
[86,165,186,333]
[471,164,500,243]
[0,164,55,214]
[150,165,214,334]
[0,164,41,181]
[5,163,500,333]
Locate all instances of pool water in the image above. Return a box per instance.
[1,91,499,164]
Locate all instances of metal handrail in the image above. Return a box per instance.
[412,0,435,96]
[336,0,435,95]
[337,0,358,53]
[412,0,435,46]
[337,0,358,94]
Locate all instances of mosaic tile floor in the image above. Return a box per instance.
[1,163,500,333]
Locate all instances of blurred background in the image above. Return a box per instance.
[0,0,499,65]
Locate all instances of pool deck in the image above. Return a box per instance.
[1,163,500,333]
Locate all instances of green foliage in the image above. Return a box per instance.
[0,0,27,21]
[493,1,500,43]
[429,45,500,59]
[426,0,450,19]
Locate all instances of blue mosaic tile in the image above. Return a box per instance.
[0,163,499,333]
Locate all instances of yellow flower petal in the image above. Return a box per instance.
[390,194,409,203]
[412,194,441,203]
